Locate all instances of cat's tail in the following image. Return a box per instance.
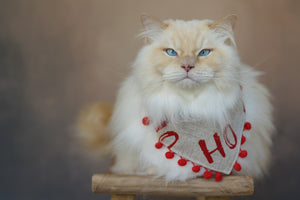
[77,102,113,156]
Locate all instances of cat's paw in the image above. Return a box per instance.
[145,165,158,175]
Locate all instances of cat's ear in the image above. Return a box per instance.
[209,14,237,46]
[140,14,168,43]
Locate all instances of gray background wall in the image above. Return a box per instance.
[1,0,299,199]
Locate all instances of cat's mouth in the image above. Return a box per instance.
[175,74,212,88]
[180,75,196,82]
[163,72,208,88]
[173,76,200,89]
[176,75,198,86]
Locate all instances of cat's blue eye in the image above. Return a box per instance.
[165,48,178,56]
[198,49,211,57]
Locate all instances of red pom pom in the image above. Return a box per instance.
[178,158,187,166]
[234,162,242,171]
[192,165,201,173]
[239,150,248,158]
[215,172,223,181]
[241,135,246,145]
[142,117,150,126]
[165,151,174,159]
[204,170,213,179]
[155,142,163,149]
[244,122,252,130]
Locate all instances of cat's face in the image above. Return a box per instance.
[135,15,239,92]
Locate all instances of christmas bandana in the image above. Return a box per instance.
[155,97,246,174]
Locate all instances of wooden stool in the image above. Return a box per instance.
[92,174,254,200]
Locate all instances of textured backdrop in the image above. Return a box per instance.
[1,0,299,199]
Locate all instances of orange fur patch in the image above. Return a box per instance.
[77,102,113,153]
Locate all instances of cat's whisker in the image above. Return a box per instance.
[162,73,187,81]
[204,75,249,85]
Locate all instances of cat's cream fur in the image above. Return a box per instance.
[79,14,274,181]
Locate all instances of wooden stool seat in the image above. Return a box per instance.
[92,174,254,200]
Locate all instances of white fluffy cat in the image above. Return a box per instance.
[78,14,274,181]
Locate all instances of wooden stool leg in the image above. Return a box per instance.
[111,194,136,200]
[197,197,230,200]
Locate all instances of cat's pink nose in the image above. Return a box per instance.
[181,64,194,72]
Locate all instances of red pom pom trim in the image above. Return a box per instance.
[215,172,223,181]
[204,170,213,179]
[165,151,175,159]
[244,122,252,130]
[241,135,246,145]
[178,158,187,166]
[142,117,150,126]
[192,165,201,173]
[155,142,163,149]
[239,150,248,158]
[234,162,242,171]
